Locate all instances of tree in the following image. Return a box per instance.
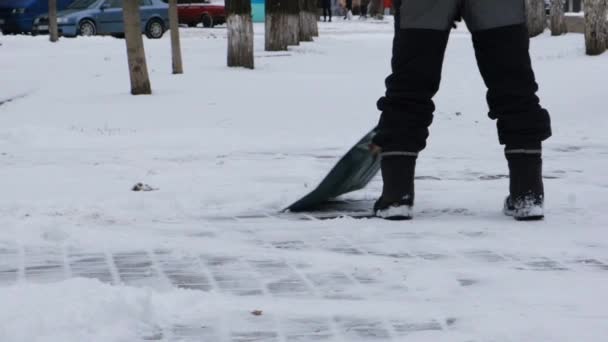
[368,0,384,19]
[226,0,254,68]
[525,0,547,37]
[123,0,152,95]
[49,0,58,42]
[584,0,608,55]
[310,0,319,37]
[298,0,315,42]
[605,8,608,47]
[266,0,289,51]
[287,0,300,46]
[168,0,183,74]
[550,0,567,36]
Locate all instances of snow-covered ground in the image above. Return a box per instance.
[1,19,607,341]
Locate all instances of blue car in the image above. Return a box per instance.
[0,0,73,34]
[33,0,169,39]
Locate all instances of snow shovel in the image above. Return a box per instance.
[285,127,380,212]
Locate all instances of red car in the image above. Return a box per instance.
[176,0,225,28]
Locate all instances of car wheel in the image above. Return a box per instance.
[145,19,164,39]
[79,19,96,36]
[201,14,213,28]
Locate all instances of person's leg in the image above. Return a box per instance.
[373,0,459,219]
[346,0,353,19]
[464,0,552,220]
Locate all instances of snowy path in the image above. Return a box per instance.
[1,20,608,341]
[2,218,608,341]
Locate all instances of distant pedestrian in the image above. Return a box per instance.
[344,0,353,19]
[360,0,369,19]
[322,0,332,22]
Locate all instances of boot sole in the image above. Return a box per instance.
[382,215,413,221]
[375,205,413,221]
[514,215,544,221]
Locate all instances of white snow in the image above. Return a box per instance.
[1,19,608,341]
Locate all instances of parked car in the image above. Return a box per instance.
[0,0,73,34]
[165,0,225,28]
[33,0,169,39]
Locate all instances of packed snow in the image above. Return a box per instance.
[1,19,607,342]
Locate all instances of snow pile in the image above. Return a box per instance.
[0,279,160,342]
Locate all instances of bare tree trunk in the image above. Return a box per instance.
[550,0,567,35]
[299,0,314,42]
[526,0,547,37]
[226,0,254,69]
[169,0,183,74]
[266,0,289,51]
[584,0,608,55]
[311,0,319,37]
[123,0,152,95]
[605,3,608,47]
[48,0,58,42]
[287,0,300,46]
[368,0,384,19]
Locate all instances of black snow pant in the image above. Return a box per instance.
[322,0,332,20]
[373,0,552,153]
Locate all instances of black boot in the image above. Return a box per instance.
[374,155,416,220]
[503,147,544,221]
